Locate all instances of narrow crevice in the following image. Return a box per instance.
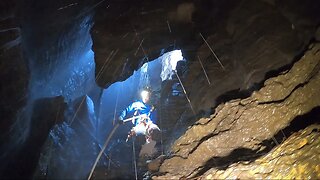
[191,147,267,178]
[214,88,252,111]
[263,41,316,81]
[150,171,168,179]
[257,75,317,105]
[187,128,232,155]
[187,133,218,155]
[190,106,320,178]
[274,106,320,140]
[169,154,188,160]
[260,61,319,105]
[187,111,241,155]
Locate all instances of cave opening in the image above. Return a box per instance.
[96,49,186,179]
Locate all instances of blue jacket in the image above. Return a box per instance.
[119,100,156,126]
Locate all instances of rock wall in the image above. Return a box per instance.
[1,96,65,179]
[34,95,99,179]
[202,124,320,179]
[92,0,320,146]
[186,0,320,113]
[92,0,320,111]
[0,1,30,173]
[154,43,320,179]
[0,0,101,178]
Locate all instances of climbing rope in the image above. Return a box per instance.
[159,97,164,155]
[112,84,120,125]
[87,123,120,180]
[174,70,196,115]
[69,49,119,126]
[199,33,225,70]
[132,139,138,180]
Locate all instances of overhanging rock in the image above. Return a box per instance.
[155,43,320,179]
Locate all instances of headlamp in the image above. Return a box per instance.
[141,90,150,99]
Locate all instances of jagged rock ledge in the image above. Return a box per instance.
[153,43,320,179]
[201,124,320,179]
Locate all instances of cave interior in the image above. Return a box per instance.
[0,0,320,179]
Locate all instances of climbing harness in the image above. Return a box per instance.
[123,106,155,142]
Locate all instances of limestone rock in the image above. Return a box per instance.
[202,124,320,179]
[147,155,166,172]
[154,43,320,179]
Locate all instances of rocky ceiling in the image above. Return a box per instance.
[93,0,319,112]
[0,0,320,179]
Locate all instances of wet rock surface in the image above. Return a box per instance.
[202,124,320,179]
[1,96,65,179]
[34,95,99,179]
[147,155,166,173]
[0,0,29,150]
[154,43,320,179]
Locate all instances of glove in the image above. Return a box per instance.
[117,118,124,125]
[113,117,124,125]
